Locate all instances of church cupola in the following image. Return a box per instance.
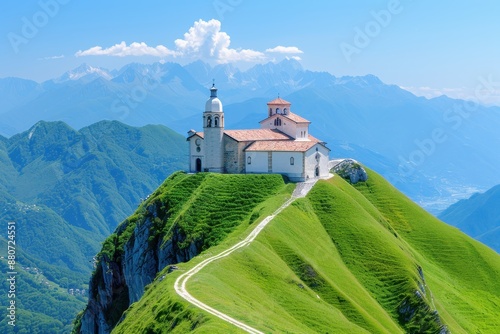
[205,84,223,113]
[267,97,291,117]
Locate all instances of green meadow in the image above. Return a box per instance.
[108,169,500,333]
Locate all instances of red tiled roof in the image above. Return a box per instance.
[224,129,291,142]
[284,112,310,123]
[245,140,318,152]
[267,97,291,105]
[259,112,310,124]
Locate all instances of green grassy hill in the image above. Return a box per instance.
[79,168,500,333]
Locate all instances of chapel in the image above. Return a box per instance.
[187,85,330,181]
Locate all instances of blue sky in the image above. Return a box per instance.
[1,0,500,104]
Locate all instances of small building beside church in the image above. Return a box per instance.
[187,85,330,181]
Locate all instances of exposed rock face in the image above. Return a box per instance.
[78,201,202,334]
[330,159,368,184]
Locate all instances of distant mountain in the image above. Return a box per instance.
[4,120,187,236]
[0,120,187,333]
[52,63,114,83]
[1,59,500,213]
[439,185,500,252]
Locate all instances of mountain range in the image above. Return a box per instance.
[0,120,187,333]
[2,59,499,214]
[439,184,500,252]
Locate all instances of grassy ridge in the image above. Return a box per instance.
[110,171,500,333]
[92,173,288,332]
[354,170,500,333]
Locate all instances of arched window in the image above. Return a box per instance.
[276,118,281,126]
[247,156,252,165]
[269,108,272,116]
[276,108,281,114]
[214,116,219,127]
[315,153,321,161]
[290,157,294,165]
[207,116,212,127]
[283,108,288,114]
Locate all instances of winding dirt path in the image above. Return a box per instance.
[173,178,321,333]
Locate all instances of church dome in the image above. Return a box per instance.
[205,85,223,112]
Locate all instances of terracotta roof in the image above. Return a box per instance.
[259,112,310,124]
[187,132,204,140]
[224,129,291,142]
[285,112,310,123]
[267,97,291,105]
[245,140,318,152]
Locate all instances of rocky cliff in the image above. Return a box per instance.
[330,158,368,184]
[77,195,201,333]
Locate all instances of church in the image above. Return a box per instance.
[187,85,330,182]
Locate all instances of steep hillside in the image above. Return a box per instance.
[439,184,500,253]
[76,170,500,333]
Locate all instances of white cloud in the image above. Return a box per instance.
[39,55,65,60]
[173,19,265,63]
[75,19,299,65]
[266,46,303,54]
[75,41,177,57]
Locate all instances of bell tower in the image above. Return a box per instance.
[203,84,224,172]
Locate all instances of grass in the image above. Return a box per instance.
[110,170,500,333]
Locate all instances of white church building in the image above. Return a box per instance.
[187,85,330,181]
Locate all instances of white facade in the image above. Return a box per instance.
[187,88,330,181]
[304,144,330,180]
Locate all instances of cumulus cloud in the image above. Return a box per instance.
[75,41,177,57]
[75,19,301,65]
[173,19,265,63]
[266,46,303,54]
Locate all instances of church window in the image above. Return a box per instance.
[315,153,321,161]
[283,108,288,114]
[290,157,294,165]
[277,118,282,126]
[247,156,251,165]
[269,108,272,116]
[196,147,201,152]
[214,116,219,127]
[207,116,212,127]
[276,108,281,114]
